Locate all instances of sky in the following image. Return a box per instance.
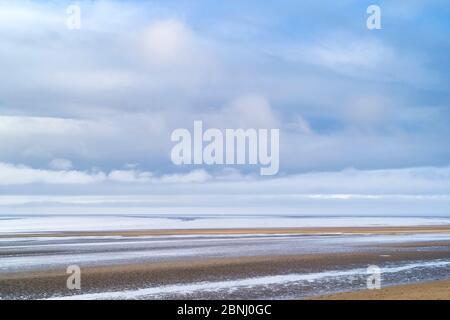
[0,0,449,215]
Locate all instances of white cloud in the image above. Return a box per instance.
[276,166,450,195]
[225,94,280,129]
[108,170,153,183]
[1,160,450,198]
[311,38,390,70]
[199,94,280,130]
[141,19,193,63]
[159,169,212,184]
[0,114,168,165]
[0,1,448,179]
[0,1,62,30]
[49,158,73,170]
[287,115,313,134]
[0,165,449,216]
[0,116,85,136]
[343,95,388,126]
[0,162,105,185]
[280,34,437,87]
[0,162,214,185]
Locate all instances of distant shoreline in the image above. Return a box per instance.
[3,224,450,238]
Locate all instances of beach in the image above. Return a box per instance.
[1,215,450,300]
[1,0,449,306]
[314,280,450,300]
[2,250,450,299]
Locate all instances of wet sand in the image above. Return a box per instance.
[2,250,450,299]
[2,225,450,299]
[314,279,450,300]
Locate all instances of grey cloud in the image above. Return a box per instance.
[0,0,448,177]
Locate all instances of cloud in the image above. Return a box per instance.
[108,170,153,183]
[0,162,215,185]
[0,116,85,136]
[196,94,280,130]
[0,162,105,185]
[0,165,449,216]
[224,94,280,129]
[0,0,448,180]
[286,115,314,134]
[0,114,168,168]
[281,34,438,87]
[159,169,212,184]
[49,158,73,170]
[141,19,193,64]
[0,1,62,30]
[275,166,450,195]
[1,160,450,198]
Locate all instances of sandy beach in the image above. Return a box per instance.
[2,0,450,306]
[314,279,450,300]
[2,222,450,299]
[2,250,450,299]
[3,224,450,238]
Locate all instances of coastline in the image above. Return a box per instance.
[3,224,450,238]
[2,225,450,299]
[2,246,450,299]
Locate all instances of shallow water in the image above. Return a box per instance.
[1,214,450,233]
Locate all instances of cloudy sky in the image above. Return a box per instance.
[0,0,449,215]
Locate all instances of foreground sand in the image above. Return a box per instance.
[2,225,450,299]
[2,250,450,299]
[314,280,450,300]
